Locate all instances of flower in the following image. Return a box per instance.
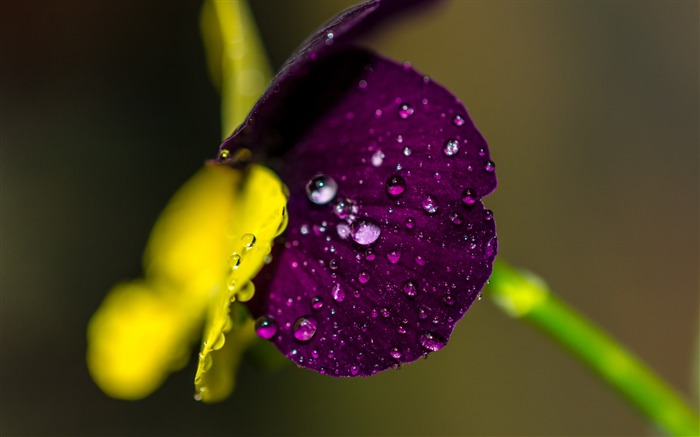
[87,0,497,403]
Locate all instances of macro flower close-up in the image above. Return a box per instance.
[88,0,498,402]
[2,0,698,436]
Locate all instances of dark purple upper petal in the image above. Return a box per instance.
[218,0,438,161]
[245,49,497,376]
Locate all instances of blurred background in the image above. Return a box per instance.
[2,0,698,435]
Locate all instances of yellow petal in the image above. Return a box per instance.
[195,164,288,402]
[88,164,243,399]
[86,281,201,400]
[200,0,272,136]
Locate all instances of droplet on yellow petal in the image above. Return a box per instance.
[195,164,288,402]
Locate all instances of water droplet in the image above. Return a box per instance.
[453,115,465,126]
[386,175,406,197]
[484,209,494,221]
[405,217,415,229]
[228,252,241,269]
[218,149,230,160]
[350,365,360,376]
[236,281,255,302]
[226,276,236,292]
[387,249,401,264]
[390,348,402,359]
[402,280,418,297]
[418,305,430,319]
[241,233,256,249]
[306,174,338,205]
[484,160,496,173]
[358,271,370,284]
[403,147,412,156]
[334,197,358,219]
[398,104,414,119]
[336,223,351,239]
[371,150,384,167]
[415,255,426,266]
[449,211,463,225]
[478,148,486,157]
[461,188,478,206]
[443,139,460,156]
[422,195,438,214]
[329,259,339,271]
[255,316,278,339]
[419,331,446,352]
[443,295,455,306]
[358,80,368,89]
[293,316,318,342]
[311,296,324,310]
[380,308,390,318]
[365,249,376,261]
[211,332,226,351]
[331,283,345,302]
[351,218,381,245]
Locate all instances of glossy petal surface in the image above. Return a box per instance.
[244,50,497,376]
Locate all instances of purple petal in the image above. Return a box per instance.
[246,50,497,376]
[218,0,438,161]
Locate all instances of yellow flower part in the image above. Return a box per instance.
[87,164,288,401]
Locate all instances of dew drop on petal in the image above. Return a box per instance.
[371,150,384,167]
[405,217,415,229]
[422,195,438,214]
[255,316,278,340]
[386,175,406,197]
[390,348,402,359]
[443,139,460,156]
[228,252,241,269]
[358,271,370,284]
[293,316,318,342]
[484,209,494,221]
[306,174,338,205]
[351,218,381,245]
[461,188,477,206]
[402,280,418,297]
[387,249,401,264]
[453,115,465,126]
[331,283,345,303]
[241,233,256,249]
[484,160,496,173]
[334,197,358,219]
[398,104,414,119]
[311,296,324,310]
[449,211,464,225]
[336,223,351,239]
[419,331,446,352]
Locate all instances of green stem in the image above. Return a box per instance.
[486,260,700,437]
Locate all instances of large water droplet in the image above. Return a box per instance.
[331,283,345,302]
[306,174,338,205]
[419,331,446,352]
[443,139,459,156]
[293,316,318,342]
[236,281,255,302]
[351,218,381,245]
[386,175,406,197]
[484,160,496,173]
[211,332,226,350]
[255,316,278,339]
[402,280,418,297]
[422,195,438,214]
[398,104,414,119]
[334,197,358,219]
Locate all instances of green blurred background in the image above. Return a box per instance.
[2,1,698,435]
